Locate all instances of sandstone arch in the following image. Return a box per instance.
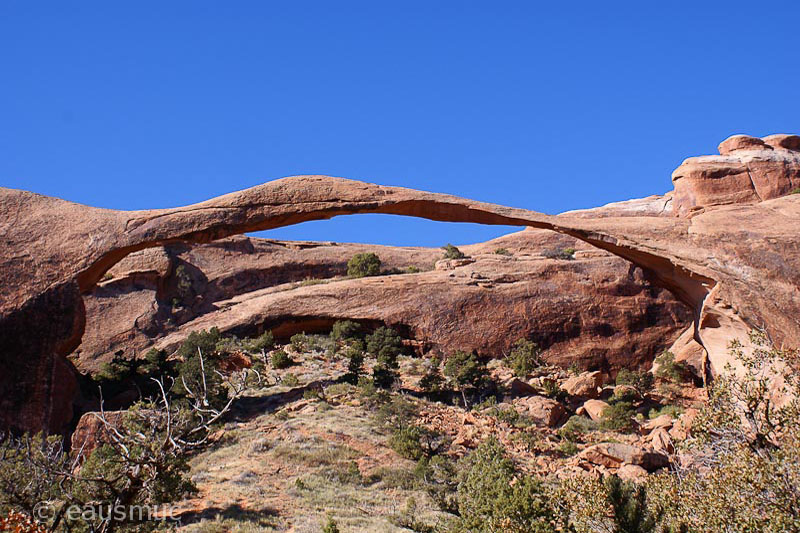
[2,174,798,433]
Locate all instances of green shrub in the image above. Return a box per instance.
[441,243,466,260]
[343,343,365,383]
[558,415,597,441]
[366,326,404,359]
[604,476,658,533]
[289,332,309,352]
[174,264,195,304]
[416,454,459,514]
[542,248,576,260]
[601,401,636,431]
[372,364,397,389]
[494,248,512,256]
[654,351,691,383]
[791,187,800,194]
[271,350,294,369]
[174,330,228,408]
[347,252,381,277]
[609,386,639,405]
[557,440,580,456]
[419,369,445,394]
[615,369,654,397]
[506,339,543,377]
[541,379,568,402]
[177,328,223,360]
[282,373,300,387]
[96,353,136,383]
[406,265,421,273]
[443,350,494,408]
[322,515,340,533]
[648,404,684,419]
[366,326,404,389]
[243,331,274,353]
[389,425,439,461]
[374,395,419,431]
[454,437,558,533]
[330,320,362,343]
[140,347,170,376]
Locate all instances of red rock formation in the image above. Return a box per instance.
[1,134,798,433]
[672,134,800,216]
[77,230,688,376]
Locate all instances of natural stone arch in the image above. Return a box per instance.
[2,175,798,433]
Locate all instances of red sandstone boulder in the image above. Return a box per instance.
[717,134,771,155]
[579,442,669,471]
[562,371,603,398]
[582,399,610,422]
[762,134,800,151]
[672,135,800,216]
[513,396,567,427]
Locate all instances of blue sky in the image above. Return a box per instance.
[2,1,798,246]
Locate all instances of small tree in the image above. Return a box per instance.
[367,327,404,389]
[347,253,381,278]
[343,342,365,384]
[322,515,340,533]
[645,332,800,531]
[0,348,255,533]
[243,331,274,354]
[330,320,362,343]
[615,369,654,398]
[443,350,489,408]
[507,339,543,378]
[653,351,690,383]
[441,243,466,260]
[271,350,294,369]
[605,476,658,533]
[601,401,637,432]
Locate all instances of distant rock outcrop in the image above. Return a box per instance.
[1,134,798,434]
[672,134,800,216]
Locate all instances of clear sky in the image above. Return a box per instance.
[2,1,798,246]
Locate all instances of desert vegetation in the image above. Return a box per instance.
[1,325,798,532]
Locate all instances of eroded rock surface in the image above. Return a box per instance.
[1,134,799,433]
[75,230,690,380]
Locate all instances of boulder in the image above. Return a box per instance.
[650,427,675,454]
[762,134,800,151]
[71,411,124,457]
[717,134,770,155]
[562,371,603,398]
[504,377,538,397]
[582,399,610,422]
[661,326,707,381]
[641,414,675,434]
[617,464,649,483]
[672,135,800,216]
[434,258,475,270]
[514,396,567,427]
[669,408,699,441]
[579,442,669,472]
